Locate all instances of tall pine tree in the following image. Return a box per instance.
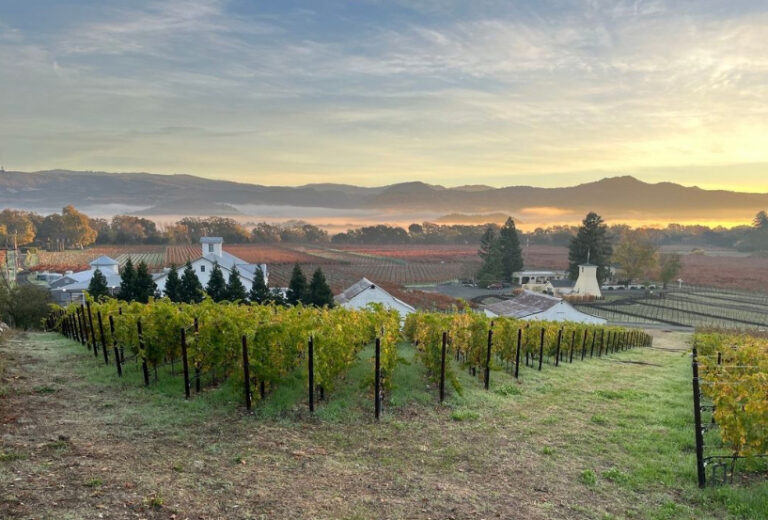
[478,226,497,260]
[498,217,523,282]
[249,267,270,304]
[180,261,204,303]
[476,243,503,288]
[568,212,613,284]
[286,263,309,305]
[477,226,503,286]
[163,264,182,302]
[308,268,334,307]
[205,262,227,302]
[87,268,110,300]
[118,257,136,301]
[225,266,248,302]
[134,261,157,303]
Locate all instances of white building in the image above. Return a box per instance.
[512,269,568,286]
[483,290,606,324]
[544,279,575,296]
[571,263,602,298]
[49,256,122,304]
[153,237,267,295]
[334,278,415,319]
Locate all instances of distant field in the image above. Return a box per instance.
[576,285,768,329]
[24,243,768,294]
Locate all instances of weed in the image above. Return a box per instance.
[0,450,27,462]
[450,409,480,421]
[579,469,597,487]
[494,384,522,396]
[144,492,164,509]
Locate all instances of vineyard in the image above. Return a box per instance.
[575,285,768,329]
[48,298,646,417]
[691,330,768,487]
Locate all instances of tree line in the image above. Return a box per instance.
[0,208,330,250]
[3,206,768,252]
[474,211,683,288]
[87,260,334,308]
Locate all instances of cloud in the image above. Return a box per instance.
[0,0,767,189]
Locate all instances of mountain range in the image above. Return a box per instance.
[1,169,766,224]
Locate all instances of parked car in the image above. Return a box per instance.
[488,283,503,290]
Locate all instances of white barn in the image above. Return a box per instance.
[49,256,122,304]
[153,237,267,295]
[334,278,415,318]
[483,290,606,324]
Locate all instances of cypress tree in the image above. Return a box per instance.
[286,263,309,305]
[568,212,613,284]
[180,261,204,303]
[87,268,110,300]
[478,226,497,261]
[134,261,157,303]
[164,264,182,302]
[268,287,286,306]
[118,257,136,301]
[476,243,503,288]
[249,267,270,304]
[308,268,334,307]
[498,217,523,283]
[225,266,248,302]
[205,262,227,302]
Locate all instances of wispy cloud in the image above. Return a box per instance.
[0,0,767,190]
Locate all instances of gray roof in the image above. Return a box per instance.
[335,277,377,304]
[202,251,267,280]
[49,269,121,291]
[200,237,223,244]
[89,255,119,266]
[484,291,562,318]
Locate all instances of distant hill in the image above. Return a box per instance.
[1,169,767,223]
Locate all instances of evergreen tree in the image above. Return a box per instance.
[164,264,182,302]
[205,262,227,302]
[308,268,334,307]
[249,267,270,304]
[753,210,768,230]
[118,257,136,301]
[476,243,503,288]
[478,226,497,260]
[568,212,613,284]
[286,263,309,305]
[87,268,110,300]
[134,261,157,303]
[476,226,504,286]
[498,217,523,282]
[268,287,286,306]
[225,266,248,302]
[180,261,204,303]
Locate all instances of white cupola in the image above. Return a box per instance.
[200,236,223,258]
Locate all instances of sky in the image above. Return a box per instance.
[1,0,767,191]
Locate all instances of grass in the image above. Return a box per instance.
[2,331,768,519]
